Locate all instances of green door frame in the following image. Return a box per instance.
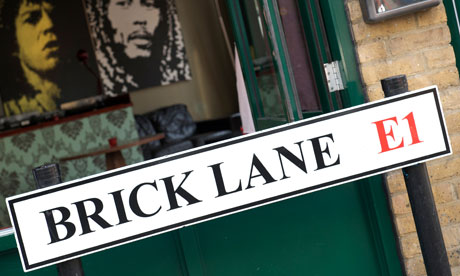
[226,0,293,130]
[444,0,460,70]
[226,0,403,275]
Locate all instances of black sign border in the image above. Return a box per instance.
[8,87,451,271]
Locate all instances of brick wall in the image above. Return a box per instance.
[346,1,460,275]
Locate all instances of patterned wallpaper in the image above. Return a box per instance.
[0,107,143,228]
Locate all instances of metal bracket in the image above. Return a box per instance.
[324,61,344,92]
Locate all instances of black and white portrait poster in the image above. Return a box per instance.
[84,0,192,95]
[0,0,100,116]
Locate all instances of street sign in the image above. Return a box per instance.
[7,86,450,271]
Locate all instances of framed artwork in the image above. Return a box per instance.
[84,0,192,95]
[0,0,100,116]
[360,0,441,22]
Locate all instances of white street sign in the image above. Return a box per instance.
[7,86,450,271]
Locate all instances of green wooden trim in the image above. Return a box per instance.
[319,0,367,108]
[0,232,17,252]
[358,177,404,276]
[300,111,323,118]
[444,0,460,70]
[177,228,205,276]
[226,0,263,130]
[256,117,287,129]
[264,0,303,121]
[308,0,341,111]
[227,0,293,130]
[256,0,293,121]
[297,0,334,115]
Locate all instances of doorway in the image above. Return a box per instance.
[0,1,404,275]
[179,0,404,275]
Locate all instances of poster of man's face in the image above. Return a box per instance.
[0,0,100,116]
[84,0,192,95]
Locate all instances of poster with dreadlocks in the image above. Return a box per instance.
[0,0,100,116]
[84,0,192,95]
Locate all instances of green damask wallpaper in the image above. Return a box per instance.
[0,107,143,228]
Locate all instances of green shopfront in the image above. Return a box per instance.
[0,1,405,275]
